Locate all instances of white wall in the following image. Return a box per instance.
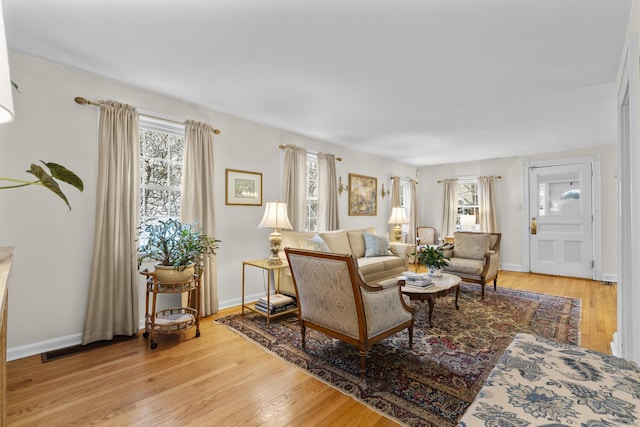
[418,145,618,278]
[0,52,415,359]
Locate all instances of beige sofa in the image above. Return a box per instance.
[278,227,410,296]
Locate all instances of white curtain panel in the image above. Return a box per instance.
[181,120,218,316]
[82,101,140,345]
[441,179,458,239]
[282,144,307,231]
[478,176,498,232]
[389,176,401,239]
[409,179,418,245]
[318,153,339,231]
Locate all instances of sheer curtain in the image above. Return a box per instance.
[408,179,418,244]
[282,144,307,230]
[441,179,458,239]
[478,176,498,232]
[82,101,140,345]
[389,176,401,239]
[181,120,218,316]
[318,153,339,231]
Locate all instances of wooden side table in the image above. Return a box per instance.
[242,259,294,326]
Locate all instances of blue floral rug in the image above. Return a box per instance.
[217,283,581,427]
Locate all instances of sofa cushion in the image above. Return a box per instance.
[347,227,376,258]
[298,235,330,252]
[319,229,352,254]
[453,232,490,260]
[363,231,393,257]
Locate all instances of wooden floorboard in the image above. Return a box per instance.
[6,271,616,426]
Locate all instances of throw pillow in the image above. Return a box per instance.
[319,229,352,254]
[363,231,393,257]
[453,232,491,260]
[298,235,330,252]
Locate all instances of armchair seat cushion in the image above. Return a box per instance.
[445,257,484,276]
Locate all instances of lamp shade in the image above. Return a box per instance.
[257,201,293,230]
[460,214,476,229]
[0,1,14,123]
[387,206,408,225]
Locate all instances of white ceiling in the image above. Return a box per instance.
[2,0,633,166]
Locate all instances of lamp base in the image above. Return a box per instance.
[267,230,283,265]
[393,225,403,242]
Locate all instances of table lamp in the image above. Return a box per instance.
[257,201,293,264]
[460,214,476,230]
[387,206,408,242]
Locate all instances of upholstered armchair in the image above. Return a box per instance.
[441,232,501,299]
[284,247,415,376]
[416,226,437,245]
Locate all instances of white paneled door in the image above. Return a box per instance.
[529,162,593,278]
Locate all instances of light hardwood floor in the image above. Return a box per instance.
[6,271,616,426]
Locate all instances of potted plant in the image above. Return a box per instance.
[137,219,220,283]
[415,245,449,277]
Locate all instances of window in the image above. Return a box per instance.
[457,180,479,230]
[305,154,318,231]
[139,117,185,228]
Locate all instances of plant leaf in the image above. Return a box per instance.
[28,164,71,210]
[41,161,84,191]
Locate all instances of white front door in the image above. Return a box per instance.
[529,162,593,278]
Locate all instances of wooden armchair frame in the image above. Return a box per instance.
[284,248,414,375]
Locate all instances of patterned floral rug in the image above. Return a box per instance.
[217,283,581,427]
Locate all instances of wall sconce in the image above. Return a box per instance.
[380,183,389,198]
[338,176,349,196]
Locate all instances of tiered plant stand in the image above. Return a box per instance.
[140,269,201,349]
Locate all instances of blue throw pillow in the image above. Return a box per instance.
[363,231,393,257]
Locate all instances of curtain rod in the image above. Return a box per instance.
[437,175,502,183]
[74,96,221,135]
[278,144,342,161]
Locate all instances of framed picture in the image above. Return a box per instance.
[348,173,377,216]
[225,169,262,206]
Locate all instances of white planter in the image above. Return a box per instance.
[428,267,442,277]
[154,263,195,284]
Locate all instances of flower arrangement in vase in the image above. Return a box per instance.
[415,245,449,277]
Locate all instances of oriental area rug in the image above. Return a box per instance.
[217,283,581,427]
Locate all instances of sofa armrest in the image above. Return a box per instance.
[389,242,410,269]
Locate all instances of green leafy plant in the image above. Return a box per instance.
[137,219,220,270]
[0,161,84,210]
[415,245,450,270]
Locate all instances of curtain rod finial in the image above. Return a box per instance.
[214,129,221,135]
[74,96,89,105]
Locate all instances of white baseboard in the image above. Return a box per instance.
[611,331,621,357]
[7,332,83,362]
[601,273,618,284]
[500,263,523,272]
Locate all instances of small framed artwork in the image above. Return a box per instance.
[348,173,377,216]
[225,169,262,206]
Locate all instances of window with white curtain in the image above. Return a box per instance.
[138,117,185,228]
[399,179,411,234]
[305,153,318,231]
[457,179,479,230]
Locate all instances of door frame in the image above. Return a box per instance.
[521,156,601,280]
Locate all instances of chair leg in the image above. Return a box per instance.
[300,323,306,349]
[358,349,367,376]
[494,277,498,291]
[408,326,414,348]
[481,283,485,300]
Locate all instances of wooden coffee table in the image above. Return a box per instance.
[401,273,461,326]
